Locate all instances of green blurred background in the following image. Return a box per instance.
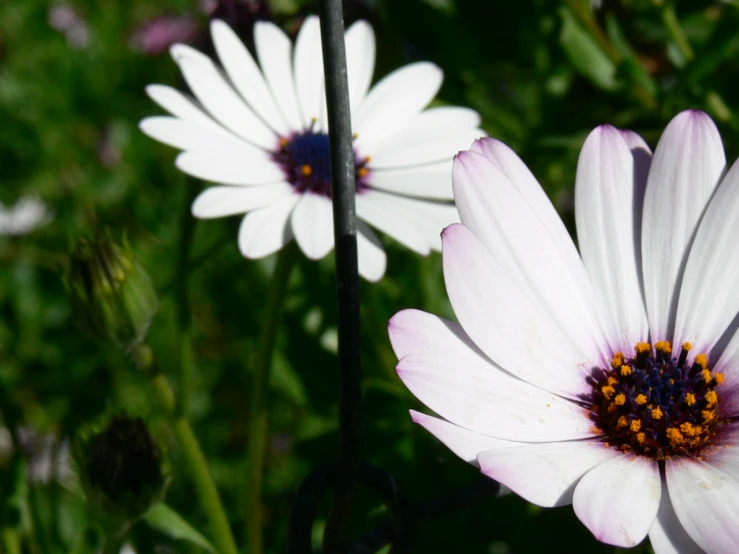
[2,0,739,552]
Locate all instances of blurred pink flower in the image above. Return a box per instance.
[48,3,89,48]
[129,15,199,56]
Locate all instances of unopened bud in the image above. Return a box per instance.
[65,232,158,352]
[77,414,169,520]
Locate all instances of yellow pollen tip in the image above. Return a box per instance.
[651,407,663,420]
[630,419,641,432]
[715,372,725,384]
[364,156,372,163]
[635,394,647,405]
[614,393,626,406]
[655,340,672,354]
[617,416,628,428]
[620,365,632,376]
[686,393,696,406]
[352,132,359,139]
[680,422,702,437]
[702,369,712,383]
[705,391,718,406]
[279,137,288,147]
[601,385,615,399]
[695,353,708,368]
[301,164,313,176]
[358,167,369,177]
[637,432,646,444]
[611,352,625,368]
[636,342,652,355]
[607,376,619,385]
[702,410,716,423]
[682,342,693,351]
[666,427,684,445]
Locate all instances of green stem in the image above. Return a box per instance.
[245,245,297,554]
[151,374,239,554]
[1,528,22,554]
[660,3,694,61]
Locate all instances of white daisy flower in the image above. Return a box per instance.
[390,110,739,552]
[140,16,483,281]
[0,197,52,235]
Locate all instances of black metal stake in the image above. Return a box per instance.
[317,0,362,549]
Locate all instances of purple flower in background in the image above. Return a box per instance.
[48,3,89,49]
[391,110,739,552]
[129,15,199,56]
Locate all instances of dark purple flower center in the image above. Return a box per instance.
[272,131,371,197]
[584,341,724,460]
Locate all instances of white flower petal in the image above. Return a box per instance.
[715,336,739,416]
[0,197,51,236]
[397,354,595,442]
[648,479,705,554]
[175,151,284,185]
[453,150,609,367]
[290,192,335,260]
[388,308,489,363]
[676,158,739,354]
[442,223,591,399]
[293,16,326,131]
[369,160,454,200]
[254,21,304,132]
[357,221,386,282]
[573,455,660,547]
[477,440,619,508]
[469,137,588,278]
[575,125,650,351]
[369,126,484,169]
[191,183,295,218]
[361,107,482,167]
[145,84,224,133]
[667,457,739,554]
[139,116,245,151]
[210,19,289,136]
[411,410,515,465]
[171,44,277,149]
[364,191,457,251]
[641,110,726,342]
[356,191,430,255]
[344,20,375,113]
[352,62,443,149]
[238,194,299,258]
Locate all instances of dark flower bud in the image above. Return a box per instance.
[65,232,158,353]
[77,414,169,521]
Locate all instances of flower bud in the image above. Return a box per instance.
[77,414,169,521]
[65,233,158,352]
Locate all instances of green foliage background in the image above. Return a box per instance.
[2,0,739,552]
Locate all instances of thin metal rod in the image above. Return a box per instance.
[317,0,362,548]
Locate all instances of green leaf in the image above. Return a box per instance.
[143,503,215,552]
[559,7,619,91]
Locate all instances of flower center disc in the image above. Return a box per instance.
[587,342,724,460]
[273,131,370,197]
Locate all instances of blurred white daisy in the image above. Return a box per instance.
[0,197,52,236]
[140,16,483,281]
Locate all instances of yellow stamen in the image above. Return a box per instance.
[651,407,663,420]
[635,394,647,405]
[695,353,708,369]
[601,385,615,399]
[702,369,712,383]
[614,393,626,406]
[358,167,369,177]
[636,342,652,355]
[301,164,313,176]
[702,410,716,423]
[682,342,693,352]
[686,393,696,406]
[637,432,646,444]
[666,427,684,445]
[279,137,288,147]
[705,391,718,406]
[655,340,672,354]
[620,365,632,376]
[607,376,619,386]
[611,352,625,368]
[617,416,628,428]
[715,372,725,384]
[680,422,702,437]
[630,419,641,432]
